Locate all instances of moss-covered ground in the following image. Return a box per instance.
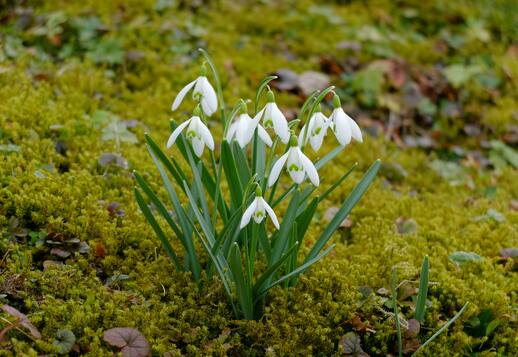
[1,0,517,355]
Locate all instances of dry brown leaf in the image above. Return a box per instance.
[103,327,150,357]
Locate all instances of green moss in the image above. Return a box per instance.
[1,0,517,355]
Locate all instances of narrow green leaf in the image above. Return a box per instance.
[305,159,380,263]
[229,243,253,319]
[392,267,403,357]
[315,146,345,170]
[187,212,238,316]
[221,140,243,208]
[415,255,429,324]
[183,182,216,246]
[271,190,301,262]
[231,140,251,185]
[134,188,180,270]
[147,144,193,242]
[412,303,469,356]
[270,184,297,208]
[318,163,357,203]
[258,244,335,297]
[134,171,201,280]
[254,242,299,296]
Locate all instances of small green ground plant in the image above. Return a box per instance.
[391,256,469,356]
[134,49,380,319]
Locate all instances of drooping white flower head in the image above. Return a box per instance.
[328,94,362,146]
[268,135,319,187]
[171,65,218,116]
[240,187,279,229]
[299,107,330,151]
[256,91,290,144]
[167,109,214,157]
[226,103,272,148]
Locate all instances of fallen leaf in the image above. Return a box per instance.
[271,69,299,91]
[499,248,518,259]
[43,260,64,270]
[449,251,482,267]
[103,327,150,357]
[98,153,129,169]
[340,332,369,356]
[53,329,76,354]
[1,305,41,339]
[396,217,418,235]
[298,71,330,96]
[50,248,71,259]
[324,207,352,228]
[405,319,420,338]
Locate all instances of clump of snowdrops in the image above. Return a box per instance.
[134,49,380,319]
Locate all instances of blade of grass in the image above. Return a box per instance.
[392,267,403,357]
[412,303,469,356]
[415,255,430,324]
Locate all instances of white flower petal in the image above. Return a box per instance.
[268,151,289,187]
[309,130,325,151]
[196,119,214,150]
[171,80,196,111]
[332,109,351,146]
[236,114,253,148]
[270,104,290,143]
[166,119,191,148]
[298,148,319,186]
[226,122,237,143]
[298,125,307,147]
[260,197,280,229]
[240,198,258,229]
[198,77,218,116]
[347,113,363,143]
[191,137,205,157]
[287,148,304,184]
[253,198,265,224]
[257,125,272,147]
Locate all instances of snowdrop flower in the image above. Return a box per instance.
[328,94,362,146]
[298,106,331,151]
[240,187,279,229]
[167,107,214,157]
[268,135,319,187]
[256,90,290,144]
[226,103,272,148]
[171,65,218,116]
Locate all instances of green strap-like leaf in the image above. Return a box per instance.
[304,159,380,263]
[253,242,299,296]
[412,302,469,356]
[257,244,335,297]
[229,243,253,319]
[392,267,403,357]
[318,163,357,203]
[415,255,430,324]
[271,190,301,262]
[221,140,243,208]
[134,188,181,270]
[134,171,201,280]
